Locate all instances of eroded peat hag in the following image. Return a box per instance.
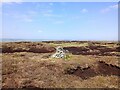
[65,61,120,80]
[2,42,119,56]
[97,61,120,76]
[2,42,55,53]
[63,45,119,56]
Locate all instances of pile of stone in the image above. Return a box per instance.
[51,46,68,58]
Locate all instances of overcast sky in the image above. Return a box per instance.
[2,2,118,41]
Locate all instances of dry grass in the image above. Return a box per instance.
[2,41,120,88]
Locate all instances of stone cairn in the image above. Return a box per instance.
[51,46,68,58]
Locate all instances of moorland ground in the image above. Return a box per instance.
[1,41,120,88]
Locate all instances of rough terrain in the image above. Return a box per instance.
[1,41,120,89]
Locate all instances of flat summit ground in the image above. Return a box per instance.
[1,41,120,88]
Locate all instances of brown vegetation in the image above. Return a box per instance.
[2,42,55,53]
[1,41,120,89]
[65,61,120,79]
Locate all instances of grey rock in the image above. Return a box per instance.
[51,46,68,58]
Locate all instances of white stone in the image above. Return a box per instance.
[51,46,67,58]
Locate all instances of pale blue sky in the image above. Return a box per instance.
[2,2,118,41]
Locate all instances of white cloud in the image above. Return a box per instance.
[101,4,118,13]
[11,13,34,22]
[41,9,53,17]
[81,9,88,13]
[43,13,62,18]
[38,30,43,33]
[49,3,53,6]
[2,0,23,4]
[41,8,63,18]
[7,10,38,22]
[101,8,110,13]
[2,0,23,2]
[109,4,118,9]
